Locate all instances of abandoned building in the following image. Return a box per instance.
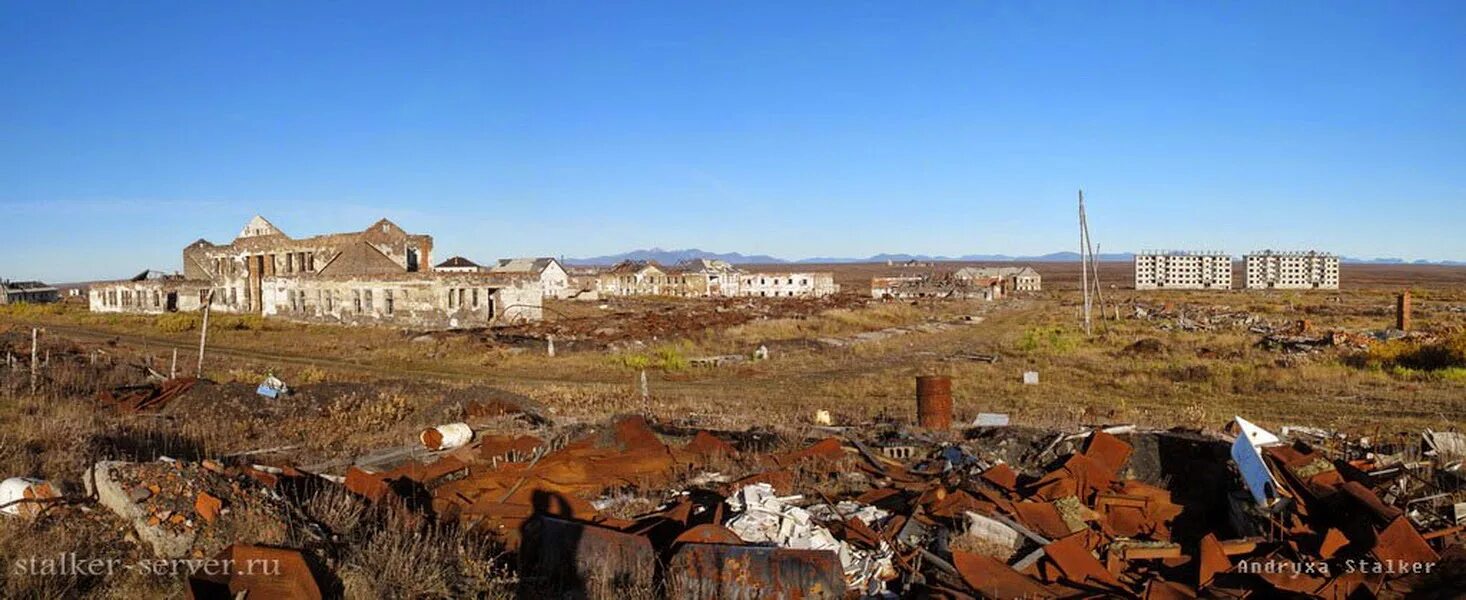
[953,266,1042,291]
[593,260,671,297]
[88,216,542,327]
[1244,250,1340,290]
[433,256,484,273]
[489,258,574,299]
[736,271,839,298]
[0,279,60,305]
[589,259,839,299]
[871,274,1004,300]
[1133,250,1233,290]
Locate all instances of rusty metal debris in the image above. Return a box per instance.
[34,392,1463,598]
[185,544,322,600]
[915,375,953,430]
[96,377,198,412]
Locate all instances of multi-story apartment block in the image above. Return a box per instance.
[1133,251,1232,290]
[1244,250,1339,290]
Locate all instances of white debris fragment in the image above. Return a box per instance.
[963,511,1022,551]
[724,483,896,594]
[686,471,730,487]
[1231,416,1285,508]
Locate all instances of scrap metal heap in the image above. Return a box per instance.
[34,410,1465,598]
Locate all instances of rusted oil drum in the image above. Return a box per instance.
[916,375,953,429]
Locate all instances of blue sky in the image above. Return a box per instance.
[2,1,1463,281]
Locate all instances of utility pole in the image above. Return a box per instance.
[196,290,215,377]
[1091,242,1107,327]
[1080,190,1092,335]
[30,327,38,394]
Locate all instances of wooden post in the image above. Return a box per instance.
[1395,290,1412,331]
[546,334,555,358]
[197,290,214,377]
[639,369,650,407]
[30,327,38,394]
[170,348,178,379]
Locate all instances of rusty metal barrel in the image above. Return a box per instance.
[915,375,953,429]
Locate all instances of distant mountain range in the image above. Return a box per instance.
[564,248,1465,266]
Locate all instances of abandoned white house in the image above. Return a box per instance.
[953,266,1043,292]
[590,259,838,298]
[88,216,542,327]
[490,258,573,299]
[1133,251,1233,290]
[433,256,484,273]
[0,280,60,305]
[1244,250,1340,290]
[737,271,839,298]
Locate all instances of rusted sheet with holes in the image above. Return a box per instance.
[185,544,321,600]
[522,516,657,592]
[667,543,844,599]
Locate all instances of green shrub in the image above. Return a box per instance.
[153,313,199,332]
[1018,326,1081,355]
[612,342,691,372]
[1358,333,1466,372]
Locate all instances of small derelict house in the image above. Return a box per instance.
[953,266,1043,292]
[490,258,572,299]
[0,280,60,305]
[89,216,542,327]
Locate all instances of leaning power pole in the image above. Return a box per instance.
[1079,190,1093,335]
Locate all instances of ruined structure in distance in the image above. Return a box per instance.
[89,216,542,327]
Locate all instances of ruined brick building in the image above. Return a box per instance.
[89,216,542,327]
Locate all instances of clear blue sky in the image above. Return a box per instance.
[2,1,1463,281]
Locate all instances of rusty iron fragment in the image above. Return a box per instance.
[666,543,845,599]
[185,544,322,600]
[522,516,658,593]
[1083,430,1134,474]
[1197,533,1230,587]
[952,549,1054,599]
[1372,515,1439,565]
[674,523,743,545]
[96,377,198,413]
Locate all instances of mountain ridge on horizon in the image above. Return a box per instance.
[562,248,1466,267]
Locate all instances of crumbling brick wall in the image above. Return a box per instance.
[88,280,218,314]
[258,273,542,329]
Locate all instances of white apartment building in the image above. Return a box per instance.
[1244,250,1339,290]
[1133,251,1232,290]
